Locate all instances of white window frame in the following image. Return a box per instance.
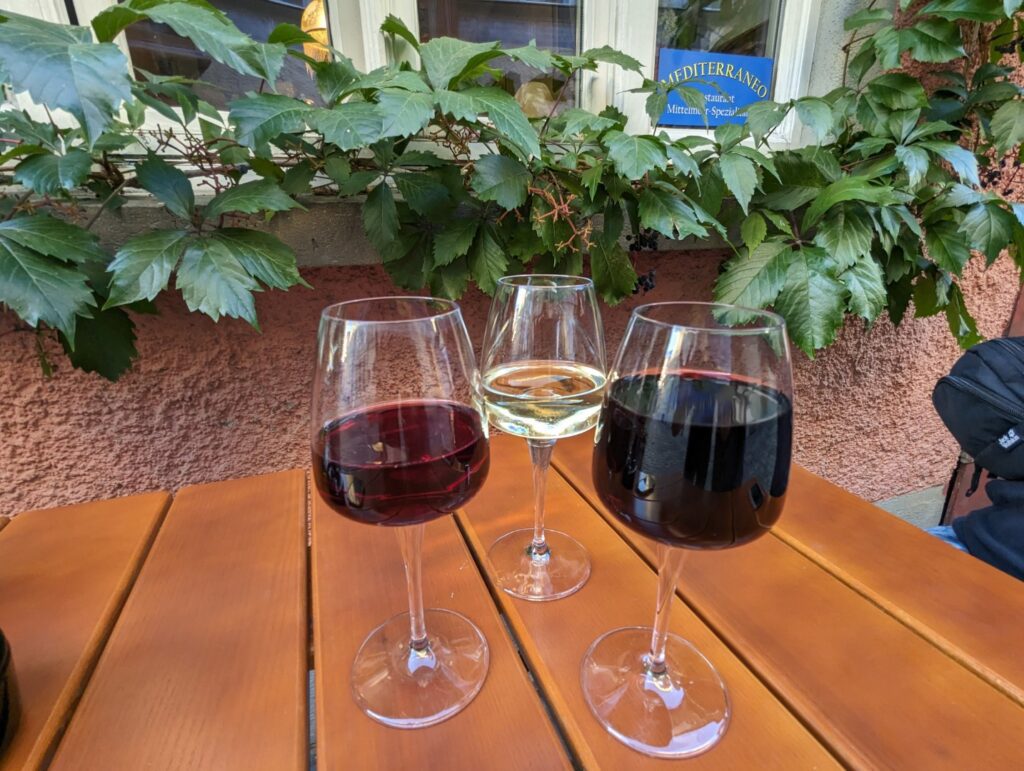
[11,0,821,147]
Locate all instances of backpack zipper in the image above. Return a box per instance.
[945,374,1024,421]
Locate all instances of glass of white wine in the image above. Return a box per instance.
[481,275,606,600]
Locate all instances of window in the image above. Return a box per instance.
[15,0,823,144]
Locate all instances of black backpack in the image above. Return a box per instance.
[933,338,1024,581]
[932,338,1024,484]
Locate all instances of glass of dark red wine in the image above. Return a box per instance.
[311,297,491,729]
[583,301,793,758]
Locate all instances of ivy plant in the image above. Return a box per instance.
[0,0,1023,380]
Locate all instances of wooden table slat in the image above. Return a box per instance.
[311,490,571,770]
[553,433,1024,770]
[782,465,1024,704]
[0,492,170,771]
[460,434,839,770]
[49,470,308,771]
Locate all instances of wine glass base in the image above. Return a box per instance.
[488,529,591,601]
[580,627,730,758]
[351,608,489,729]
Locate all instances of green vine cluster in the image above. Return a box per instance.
[0,0,1022,379]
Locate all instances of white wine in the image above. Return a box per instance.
[483,360,606,440]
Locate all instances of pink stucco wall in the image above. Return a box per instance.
[1,250,1019,517]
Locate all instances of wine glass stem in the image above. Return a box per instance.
[527,439,556,560]
[397,524,429,651]
[648,544,686,676]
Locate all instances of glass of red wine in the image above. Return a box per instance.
[583,301,793,758]
[311,297,491,729]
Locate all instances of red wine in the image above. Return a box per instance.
[313,400,489,526]
[594,373,792,548]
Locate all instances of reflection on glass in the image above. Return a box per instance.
[657,0,785,58]
[417,0,581,116]
[122,0,323,110]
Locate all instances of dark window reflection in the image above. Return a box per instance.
[122,0,323,110]
[417,0,580,117]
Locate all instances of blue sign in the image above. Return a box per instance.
[656,49,775,128]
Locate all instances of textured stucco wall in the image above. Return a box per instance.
[1,250,1018,517]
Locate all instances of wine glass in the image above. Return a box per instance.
[311,297,491,729]
[582,301,793,758]
[481,275,606,601]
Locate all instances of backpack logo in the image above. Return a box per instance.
[999,428,1021,449]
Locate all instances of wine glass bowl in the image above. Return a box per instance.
[480,275,606,601]
[311,296,491,729]
[583,301,793,758]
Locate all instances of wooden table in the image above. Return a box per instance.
[1,432,1022,770]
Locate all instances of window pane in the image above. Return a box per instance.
[655,0,785,128]
[122,0,324,110]
[417,1,580,117]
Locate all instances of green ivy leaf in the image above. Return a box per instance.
[604,132,666,181]
[590,237,636,304]
[315,57,360,104]
[433,217,479,267]
[210,228,308,290]
[309,102,385,151]
[0,213,105,264]
[961,202,1015,263]
[718,152,757,214]
[429,256,469,299]
[925,221,972,273]
[582,45,643,73]
[229,94,312,150]
[803,177,903,229]
[901,19,965,62]
[795,98,833,142]
[638,188,707,239]
[873,26,903,69]
[418,37,501,89]
[775,246,846,357]
[105,229,190,307]
[917,140,980,185]
[135,3,284,83]
[464,87,541,160]
[377,90,435,138]
[991,99,1024,154]
[558,108,617,138]
[505,41,553,71]
[471,154,531,209]
[841,255,887,321]
[867,74,928,110]
[60,304,137,380]
[394,173,452,218]
[134,154,195,220]
[336,171,380,196]
[176,236,260,326]
[895,145,930,187]
[469,225,508,294]
[0,13,131,146]
[380,14,420,51]
[714,240,790,309]
[814,206,875,269]
[741,212,767,252]
[0,230,94,337]
[920,0,1004,22]
[13,150,92,195]
[203,180,303,222]
[362,183,399,251]
[945,283,983,348]
[743,101,789,144]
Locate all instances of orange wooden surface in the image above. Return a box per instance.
[0,492,169,771]
[49,471,308,771]
[553,432,1024,769]
[460,434,839,770]
[781,465,1024,704]
[311,491,571,770]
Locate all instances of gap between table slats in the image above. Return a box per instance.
[0,492,171,771]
